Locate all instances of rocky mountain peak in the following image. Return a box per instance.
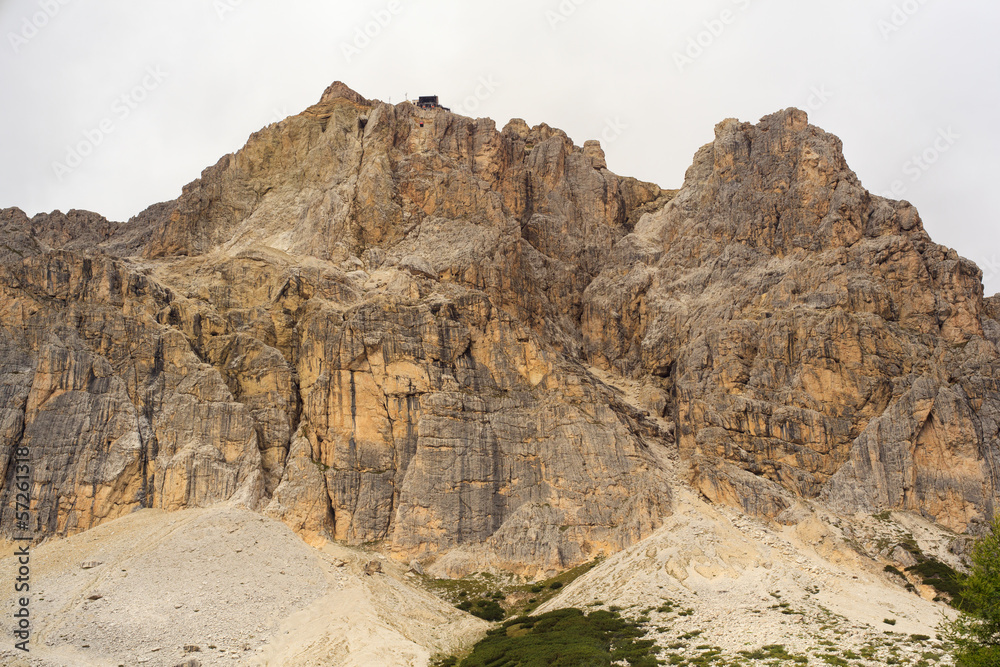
[0,84,996,583]
[318,80,372,106]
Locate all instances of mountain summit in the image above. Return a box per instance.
[1,84,996,585]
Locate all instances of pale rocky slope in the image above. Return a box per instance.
[0,489,962,666]
[538,481,961,666]
[0,506,486,666]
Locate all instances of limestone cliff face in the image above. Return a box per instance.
[0,85,996,575]
[583,109,998,533]
[0,84,667,575]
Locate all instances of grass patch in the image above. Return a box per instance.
[424,557,603,618]
[738,644,807,663]
[452,607,660,667]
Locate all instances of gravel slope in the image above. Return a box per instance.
[0,506,485,666]
[537,485,958,666]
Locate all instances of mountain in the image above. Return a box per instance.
[0,81,997,663]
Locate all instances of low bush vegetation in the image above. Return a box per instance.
[884,564,906,578]
[456,608,660,667]
[457,598,505,622]
[424,558,602,619]
[738,643,808,663]
[907,559,966,602]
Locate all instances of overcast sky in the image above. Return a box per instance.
[2,0,998,292]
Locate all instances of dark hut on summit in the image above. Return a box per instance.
[415,95,449,111]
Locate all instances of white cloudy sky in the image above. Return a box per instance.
[2,0,998,292]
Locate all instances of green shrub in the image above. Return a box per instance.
[737,644,807,663]
[470,600,505,622]
[884,565,905,578]
[458,608,659,667]
[907,558,966,602]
